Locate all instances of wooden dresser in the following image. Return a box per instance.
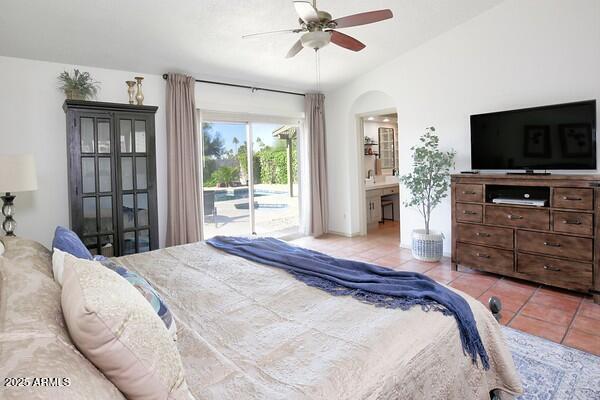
[451,174,600,303]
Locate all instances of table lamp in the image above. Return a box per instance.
[0,154,38,236]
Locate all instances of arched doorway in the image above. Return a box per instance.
[348,91,399,239]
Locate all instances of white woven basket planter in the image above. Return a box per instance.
[411,229,444,262]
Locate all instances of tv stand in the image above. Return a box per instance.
[451,173,600,303]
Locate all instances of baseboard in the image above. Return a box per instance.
[327,230,362,238]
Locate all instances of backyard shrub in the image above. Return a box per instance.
[256,148,297,184]
[212,166,239,187]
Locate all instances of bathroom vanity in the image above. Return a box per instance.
[365,180,400,227]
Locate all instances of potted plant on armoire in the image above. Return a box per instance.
[401,127,455,262]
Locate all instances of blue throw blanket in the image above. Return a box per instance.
[207,236,490,369]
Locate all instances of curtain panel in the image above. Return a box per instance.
[304,93,328,237]
[166,74,201,246]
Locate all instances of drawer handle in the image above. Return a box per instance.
[475,252,490,259]
[562,219,581,225]
[543,264,561,272]
[475,232,490,237]
[543,241,561,248]
[507,214,523,220]
[462,190,477,195]
[562,196,582,201]
[463,210,478,215]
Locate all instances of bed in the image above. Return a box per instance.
[0,237,522,399]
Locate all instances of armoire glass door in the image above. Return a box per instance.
[117,115,151,255]
[79,115,117,256]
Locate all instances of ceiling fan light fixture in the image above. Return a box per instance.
[300,31,332,50]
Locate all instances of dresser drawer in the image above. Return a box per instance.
[455,184,483,203]
[553,211,593,236]
[485,205,549,230]
[456,243,513,274]
[517,230,593,261]
[383,186,399,196]
[552,188,593,210]
[457,223,513,250]
[456,203,483,223]
[366,188,383,198]
[517,253,592,292]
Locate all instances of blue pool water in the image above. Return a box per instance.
[214,188,286,202]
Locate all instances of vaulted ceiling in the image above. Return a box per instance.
[0,0,503,91]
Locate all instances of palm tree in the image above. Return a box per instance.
[256,137,265,150]
[213,166,239,187]
[232,137,239,154]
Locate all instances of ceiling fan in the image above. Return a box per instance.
[243,1,393,58]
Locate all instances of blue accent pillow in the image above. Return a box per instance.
[98,258,175,336]
[52,226,93,260]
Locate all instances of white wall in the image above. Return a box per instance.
[0,55,304,248]
[196,82,304,120]
[0,56,168,248]
[325,0,600,252]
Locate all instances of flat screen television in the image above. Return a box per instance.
[470,100,597,171]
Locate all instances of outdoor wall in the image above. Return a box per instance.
[324,0,600,253]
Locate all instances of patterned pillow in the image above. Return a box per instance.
[60,254,191,400]
[98,258,177,339]
[52,226,93,260]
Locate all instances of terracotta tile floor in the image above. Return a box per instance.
[289,221,600,356]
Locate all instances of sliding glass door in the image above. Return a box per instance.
[201,118,299,239]
[251,123,299,237]
[201,122,251,238]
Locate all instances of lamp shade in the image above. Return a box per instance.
[0,154,38,193]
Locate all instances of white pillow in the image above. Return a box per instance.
[61,254,191,399]
[52,247,67,285]
[0,239,4,256]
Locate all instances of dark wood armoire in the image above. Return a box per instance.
[63,100,159,257]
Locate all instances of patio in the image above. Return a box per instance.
[202,184,299,238]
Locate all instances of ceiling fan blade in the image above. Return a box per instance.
[242,28,303,39]
[330,30,365,52]
[331,9,393,29]
[293,1,320,24]
[286,39,304,58]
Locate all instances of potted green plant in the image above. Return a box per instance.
[400,127,455,262]
[58,69,100,100]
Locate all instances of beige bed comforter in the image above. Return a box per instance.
[118,242,523,400]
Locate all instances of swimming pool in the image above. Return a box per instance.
[214,188,287,202]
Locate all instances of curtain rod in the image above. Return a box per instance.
[162,74,305,97]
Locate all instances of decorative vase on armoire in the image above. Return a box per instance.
[63,100,158,256]
[135,76,144,105]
